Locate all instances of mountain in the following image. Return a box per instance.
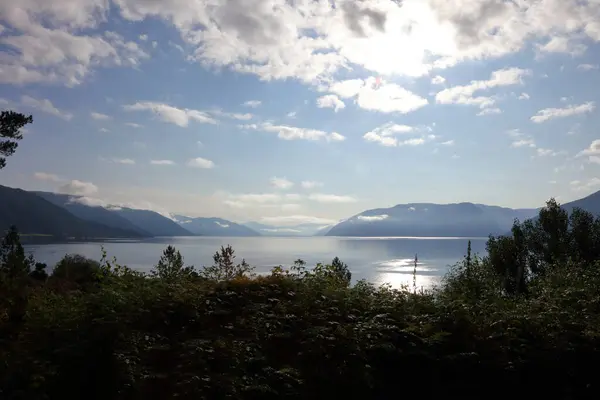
[560,191,600,215]
[33,192,152,236]
[172,215,260,236]
[243,221,335,236]
[325,202,540,237]
[113,208,194,237]
[0,185,143,239]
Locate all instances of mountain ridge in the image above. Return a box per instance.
[0,185,144,239]
[325,202,541,237]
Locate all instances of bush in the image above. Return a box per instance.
[51,254,101,286]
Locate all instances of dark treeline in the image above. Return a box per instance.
[1,198,600,399]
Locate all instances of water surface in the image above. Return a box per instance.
[26,236,488,288]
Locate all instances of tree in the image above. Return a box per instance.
[151,245,197,281]
[200,245,254,281]
[51,254,101,286]
[0,225,35,282]
[0,110,33,170]
[0,225,34,323]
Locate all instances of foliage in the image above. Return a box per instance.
[3,200,600,399]
[0,110,32,170]
[150,245,197,281]
[200,244,254,281]
[51,254,101,287]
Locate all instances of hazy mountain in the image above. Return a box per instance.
[172,215,260,236]
[113,208,194,237]
[33,192,152,236]
[0,185,143,239]
[560,191,600,215]
[325,202,540,237]
[243,222,335,236]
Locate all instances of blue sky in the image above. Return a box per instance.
[1,0,600,226]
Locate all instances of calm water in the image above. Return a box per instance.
[25,237,488,289]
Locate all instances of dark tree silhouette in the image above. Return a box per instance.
[0,110,33,170]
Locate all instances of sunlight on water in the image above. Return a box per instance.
[26,237,484,290]
[373,258,442,289]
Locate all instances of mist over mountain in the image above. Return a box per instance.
[243,222,333,237]
[172,215,260,236]
[0,185,143,239]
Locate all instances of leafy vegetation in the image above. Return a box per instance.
[2,198,600,399]
[0,110,32,170]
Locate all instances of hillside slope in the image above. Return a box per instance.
[33,191,152,236]
[0,185,143,238]
[115,208,194,237]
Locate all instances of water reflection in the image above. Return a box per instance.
[26,236,488,289]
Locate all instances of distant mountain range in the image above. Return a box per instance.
[324,202,540,237]
[1,184,600,240]
[242,221,333,236]
[171,215,259,237]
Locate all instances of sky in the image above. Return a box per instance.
[1,0,600,227]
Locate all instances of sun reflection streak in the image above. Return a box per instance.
[373,258,442,289]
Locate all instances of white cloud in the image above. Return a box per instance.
[0,1,149,86]
[571,178,600,193]
[363,122,434,147]
[577,140,600,164]
[286,111,297,118]
[577,63,599,71]
[357,214,389,222]
[123,102,218,127]
[126,122,143,128]
[4,0,600,90]
[112,158,135,165]
[531,102,596,123]
[68,196,109,208]
[536,148,564,157]
[99,128,110,133]
[260,215,337,227]
[440,140,454,146]
[150,159,175,165]
[507,129,536,148]
[431,75,445,85]
[511,139,536,148]
[139,34,148,41]
[301,181,323,189]
[186,157,215,169]
[58,180,98,196]
[518,92,530,100]
[91,112,111,120]
[21,96,72,120]
[536,36,587,56]
[436,67,530,111]
[316,94,345,112]
[33,172,61,182]
[243,100,261,108]
[110,0,600,88]
[477,107,502,116]
[332,78,429,114]
[239,122,345,142]
[270,177,294,190]
[308,193,357,203]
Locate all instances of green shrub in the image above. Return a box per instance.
[51,254,101,286]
